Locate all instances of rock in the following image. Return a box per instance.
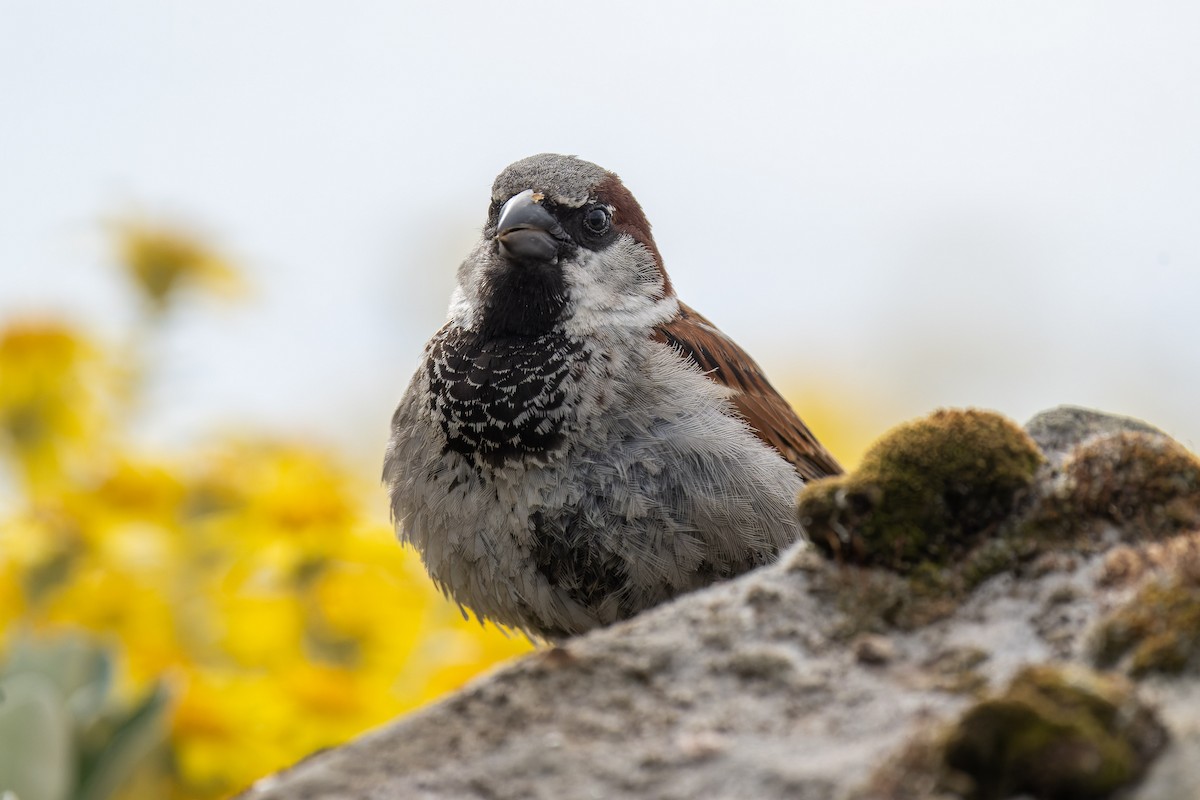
[1024,405,1166,466]
[941,665,1167,799]
[1092,539,1200,676]
[1054,432,1200,535]
[852,634,896,666]
[237,407,1200,800]
[798,409,1044,570]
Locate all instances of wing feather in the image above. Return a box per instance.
[653,303,843,481]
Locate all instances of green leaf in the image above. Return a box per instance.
[2,636,113,732]
[75,684,170,800]
[0,672,75,800]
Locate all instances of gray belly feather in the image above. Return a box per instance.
[385,327,804,638]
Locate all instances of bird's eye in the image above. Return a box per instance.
[582,206,611,236]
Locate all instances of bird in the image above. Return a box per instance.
[384,154,841,639]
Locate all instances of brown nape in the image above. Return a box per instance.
[594,174,672,297]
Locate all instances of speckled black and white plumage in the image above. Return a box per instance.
[384,154,840,639]
[426,327,586,467]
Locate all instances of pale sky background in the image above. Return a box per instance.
[2,1,1198,467]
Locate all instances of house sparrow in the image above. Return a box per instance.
[384,154,841,639]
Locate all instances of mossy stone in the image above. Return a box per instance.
[943,665,1166,800]
[799,409,1044,571]
[1059,432,1200,535]
[1093,578,1200,676]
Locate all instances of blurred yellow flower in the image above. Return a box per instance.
[92,458,188,529]
[112,221,244,310]
[0,322,114,491]
[0,221,538,799]
[0,555,28,632]
[214,579,305,669]
[170,667,296,798]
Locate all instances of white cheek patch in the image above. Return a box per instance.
[560,238,676,336]
[446,239,496,328]
[446,286,475,326]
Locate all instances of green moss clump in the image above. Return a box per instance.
[943,664,1166,800]
[1093,576,1200,676]
[1059,432,1200,537]
[799,409,1044,571]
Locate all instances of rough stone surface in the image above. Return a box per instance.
[238,406,1200,800]
[1024,405,1166,466]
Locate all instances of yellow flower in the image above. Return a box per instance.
[34,559,183,681]
[90,458,188,529]
[0,503,85,608]
[186,441,355,554]
[249,446,356,535]
[212,575,305,669]
[0,321,113,490]
[283,662,369,720]
[170,667,296,798]
[0,297,538,799]
[112,221,244,310]
[0,558,26,630]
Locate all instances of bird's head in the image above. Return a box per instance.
[449,154,677,338]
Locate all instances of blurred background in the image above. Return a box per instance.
[2,1,1198,797]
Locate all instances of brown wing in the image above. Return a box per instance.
[653,303,843,481]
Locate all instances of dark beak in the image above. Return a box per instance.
[496,189,564,263]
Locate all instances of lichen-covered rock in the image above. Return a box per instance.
[1024,406,1165,467]
[943,665,1167,800]
[237,407,1200,800]
[799,408,1044,570]
[1096,531,1200,588]
[1093,555,1200,676]
[1056,432,1200,536]
[862,664,1169,800]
